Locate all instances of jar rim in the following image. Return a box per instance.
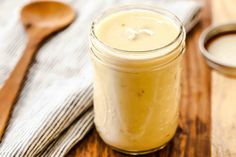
[90,4,185,58]
[199,23,236,76]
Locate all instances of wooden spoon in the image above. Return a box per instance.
[0,1,76,141]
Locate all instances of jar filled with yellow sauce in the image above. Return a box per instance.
[89,5,186,155]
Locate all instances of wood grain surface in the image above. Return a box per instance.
[211,0,236,156]
[67,0,212,156]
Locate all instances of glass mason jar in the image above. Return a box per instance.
[89,5,185,155]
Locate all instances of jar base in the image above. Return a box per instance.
[110,143,167,155]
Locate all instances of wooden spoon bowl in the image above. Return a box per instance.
[21,1,75,31]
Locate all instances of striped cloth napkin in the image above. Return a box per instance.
[0,0,202,156]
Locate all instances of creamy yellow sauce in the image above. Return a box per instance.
[207,34,236,66]
[95,10,179,51]
[91,9,183,152]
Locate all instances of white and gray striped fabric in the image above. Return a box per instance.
[0,0,201,156]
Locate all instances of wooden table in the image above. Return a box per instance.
[68,0,236,156]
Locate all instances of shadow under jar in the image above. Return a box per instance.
[89,4,186,155]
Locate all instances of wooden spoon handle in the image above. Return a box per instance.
[0,40,40,141]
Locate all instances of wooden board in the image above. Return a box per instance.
[67,0,212,156]
[211,0,236,156]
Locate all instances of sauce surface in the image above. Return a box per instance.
[207,33,236,65]
[95,10,179,51]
